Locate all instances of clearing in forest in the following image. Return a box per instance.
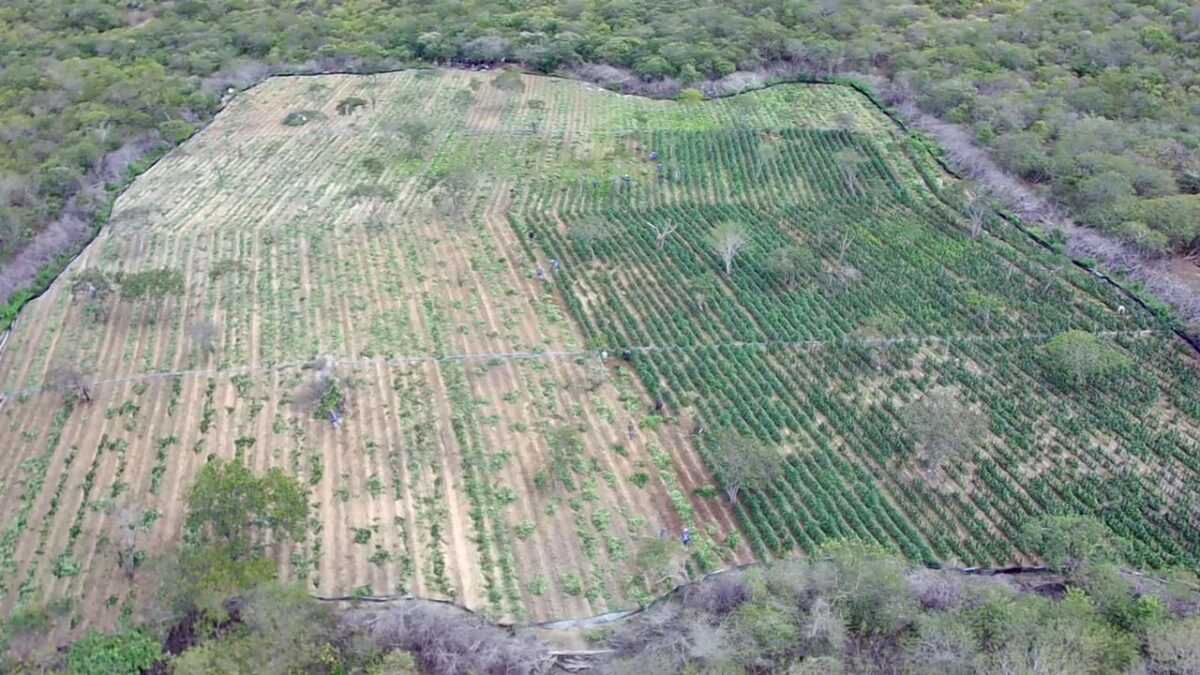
[1,68,1198,636]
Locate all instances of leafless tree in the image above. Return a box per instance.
[755,139,780,178]
[709,221,748,276]
[905,569,965,611]
[651,219,678,249]
[820,231,862,294]
[186,321,219,355]
[44,365,92,403]
[112,205,162,234]
[94,119,112,147]
[634,538,689,592]
[568,218,610,261]
[766,244,815,291]
[70,268,114,322]
[586,354,607,392]
[1147,617,1200,675]
[690,276,717,313]
[116,504,144,580]
[1040,265,1063,297]
[431,168,476,220]
[832,230,855,265]
[364,73,381,110]
[304,81,331,106]
[834,148,866,196]
[365,195,390,230]
[966,195,989,239]
[294,376,333,416]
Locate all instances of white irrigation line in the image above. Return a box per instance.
[0,329,1165,399]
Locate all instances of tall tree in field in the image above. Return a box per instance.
[397,118,434,156]
[965,194,989,239]
[633,538,687,594]
[71,268,114,322]
[755,139,780,179]
[689,275,718,314]
[116,504,145,580]
[118,267,185,320]
[833,148,866,197]
[568,218,610,261]
[902,388,987,477]
[766,244,815,291]
[185,459,309,561]
[491,68,525,99]
[1044,330,1130,385]
[651,219,678,250]
[950,180,990,239]
[430,167,476,219]
[44,365,92,403]
[186,321,219,355]
[364,73,381,109]
[709,222,749,276]
[707,428,781,505]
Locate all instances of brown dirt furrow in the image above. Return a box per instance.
[471,362,581,618]
[423,361,487,607]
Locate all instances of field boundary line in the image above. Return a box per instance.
[0,329,1164,399]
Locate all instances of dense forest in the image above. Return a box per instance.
[0,0,1198,325]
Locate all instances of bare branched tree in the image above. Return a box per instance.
[71,268,114,323]
[709,221,748,276]
[834,230,855,264]
[430,168,476,220]
[364,73,381,109]
[766,244,815,291]
[834,148,866,197]
[966,195,989,239]
[651,219,678,250]
[45,365,92,403]
[186,321,219,355]
[568,218,610,261]
[690,276,717,313]
[755,140,780,179]
[116,504,144,580]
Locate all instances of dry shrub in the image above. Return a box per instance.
[344,602,546,675]
[292,376,330,415]
[905,569,964,612]
[681,572,750,617]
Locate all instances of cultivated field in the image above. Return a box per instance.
[1,68,1198,635]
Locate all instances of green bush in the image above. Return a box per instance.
[66,629,161,675]
[282,110,324,126]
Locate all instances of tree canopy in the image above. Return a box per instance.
[902,388,988,476]
[1,0,1198,329]
[1045,330,1132,385]
[707,427,782,505]
[185,459,310,561]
